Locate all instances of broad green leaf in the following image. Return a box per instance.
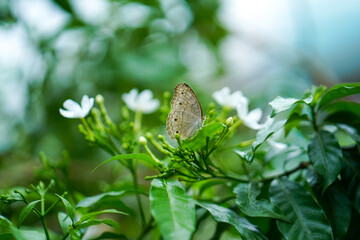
[77,191,127,208]
[337,124,360,149]
[322,101,360,118]
[235,120,285,163]
[79,209,127,223]
[76,218,121,231]
[196,201,267,240]
[58,212,72,235]
[306,170,351,240]
[270,177,333,240]
[182,122,224,150]
[233,183,288,222]
[56,194,75,222]
[269,96,312,117]
[149,179,195,240]
[0,215,13,239]
[284,113,310,136]
[18,200,41,227]
[308,130,342,192]
[317,82,360,110]
[11,227,47,240]
[92,153,160,173]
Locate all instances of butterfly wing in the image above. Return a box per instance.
[166,83,203,140]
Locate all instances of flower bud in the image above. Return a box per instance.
[139,136,147,145]
[95,94,104,105]
[145,132,153,140]
[226,117,233,127]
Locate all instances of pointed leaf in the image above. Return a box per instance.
[306,170,351,240]
[79,209,127,223]
[270,177,333,240]
[182,122,224,150]
[58,212,72,235]
[89,232,127,240]
[92,153,160,172]
[317,82,360,110]
[196,201,267,240]
[149,179,195,240]
[233,183,288,222]
[76,218,121,231]
[56,194,75,222]
[308,130,342,192]
[17,200,41,227]
[269,96,312,117]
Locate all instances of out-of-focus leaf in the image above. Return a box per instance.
[0,215,12,239]
[79,209,127,223]
[269,96,312,117]
[337,124,360,149]
[317,82,360,110]
[196,201,267,240]
[235,120,285,163]
[58,212,72,235]
[77,218,121,231]
[270,177,333,240]
[284,113,310,136]
[92,153,160,172]
[323,101,360,118]
[182,122,224,150]
[76,190,145,208]
[149,179,195,240]
[306,170,351,240]
[11,227,47,240]
[308,130,342,192]
[56,194,75,222]
[233,183,288,222]
[18,200,41,227]
[69,228,81,240]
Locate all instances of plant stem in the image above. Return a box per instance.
[137,217,154,240]
[81,118,94,140]
[129,163,146,228]
[134,111,142,133]
[40,194,50,240]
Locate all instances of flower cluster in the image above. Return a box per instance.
[212,87,273,130]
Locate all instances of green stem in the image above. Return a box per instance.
[81,118,94,140]
[129,163,146,228]
[134,111,142,133]
[40,194,50,240]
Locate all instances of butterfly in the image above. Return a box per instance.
[166,83,205,140]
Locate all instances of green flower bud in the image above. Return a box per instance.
[139,136,147,145]
[226,117,234,127]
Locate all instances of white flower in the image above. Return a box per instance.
[237,101,274,130]
[60,95,94,118]
[212,87,248,109]
[122,89,160,114]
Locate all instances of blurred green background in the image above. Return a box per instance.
[1,0,360,193]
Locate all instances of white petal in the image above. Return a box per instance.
[137,89,153,105]
[236,99,249,119]
[63,99,81,112]
[246,108,262,123]
[122,89,139,111]
[60,108,80,118]
[267,139,287,151]
[142,99,160,114]
[212,87,230,106]
[81,96,94,116]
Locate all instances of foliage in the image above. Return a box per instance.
[1,82,360,239]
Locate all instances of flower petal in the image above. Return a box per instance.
[212,87,230,106]
[246,108,262,123]
[122,89,139,111]
[137,90,153,105]
[142,99,160,114]
[60,108,81,118]
[81,95,94,117]
[236,99,249,119]
[63,99,81,112]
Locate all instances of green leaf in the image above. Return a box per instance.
[196,201,267,240]
[233,183,288,222]
[92,153,159,173]
[0,215,13,238]
[17,200,41,227]
[56,194,75,222]
[76,218,121,232]
[270,177,333,240]
[58,212,72,235]
[79,209,127,223]
[77,191,127,208]
[306,170,351,240]
[308,130,342,192]
[269,96,312,117]
[69,228,81,240]
[182,122,224,150]
[322,101,360,118]
[284,113,310,136]
[11,228,47,240]
[317,82,360,110]
[337,124,360,149]
[235,120,285,163]
[149,179,195,240]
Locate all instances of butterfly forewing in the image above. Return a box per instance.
[166,83,203,140]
